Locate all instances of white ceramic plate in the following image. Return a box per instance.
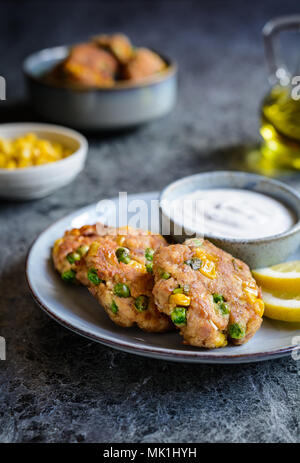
[26,191,300,363]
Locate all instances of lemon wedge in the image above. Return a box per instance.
[252,261,300,293]
[262,290,300,322]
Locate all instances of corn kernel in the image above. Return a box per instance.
[18,159,32,168]
[255,298,265,317]
[194,248,218,262]
[89,241,101,256]
[214,332,228,348]
[127,260,146,272]
[199,259,216,279]
[53,238,63,255]
[19,146,31,160]
[116,235,126,246]
[24,132,37,143]
[35,156,49,165]
[243,281,258,303]
[0,139,12,154]
[169,293,191,307]
[6,159,17,169]
[0,153,6,168]
[70,229,81,236]
[0,134,73,169]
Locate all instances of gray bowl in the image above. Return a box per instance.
[160,171,300,269]
[23,45,177,130]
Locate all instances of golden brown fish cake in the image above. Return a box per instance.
[59,43,118,87]
[93,33,133,64]
[152,238,264,348]
[76,230,172,332]
[122,48,166,82]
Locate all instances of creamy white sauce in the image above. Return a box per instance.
[173,188,295,239]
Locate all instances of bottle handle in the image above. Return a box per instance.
[263,15,300,85]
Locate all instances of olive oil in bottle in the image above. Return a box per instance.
[260,85,300,169]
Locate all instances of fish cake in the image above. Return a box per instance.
[152,238,264,348]
[60,43,118,87]
[76,229,172,332]
[122,48,166,82]
[93,33,133,64]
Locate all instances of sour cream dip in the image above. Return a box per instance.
[173,188,295,239]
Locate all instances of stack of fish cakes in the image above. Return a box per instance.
[52,225,264,347]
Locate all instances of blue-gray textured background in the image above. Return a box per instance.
[0,0,299,443]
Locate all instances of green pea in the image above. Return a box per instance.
[146,262,153,273]
[184,258,202,270]
[113,283,131,298]
[219,302,230,315]
[87,268,103,285]
[134,295,149,312]
[213,294,229,315]
[145,248,154,261]
[61,269,76,283]
[77,244,89,257]
[171,307,187,326]
[161,271,171,280]
[116,247,131,264]
[213,294,224,303]
[229,323,245,339]
[66,252,81,264]
[172,287,184,294]
[173,285,190,295]
[110,300,118,314]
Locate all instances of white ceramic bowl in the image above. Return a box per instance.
[24,46,178,130]
[0,123,88,200]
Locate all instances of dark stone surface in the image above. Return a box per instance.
[0,0,299,443]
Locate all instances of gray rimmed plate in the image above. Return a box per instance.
[26,191,300,363]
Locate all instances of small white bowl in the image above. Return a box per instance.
[160,171,300,268]
[0,123,88,200]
